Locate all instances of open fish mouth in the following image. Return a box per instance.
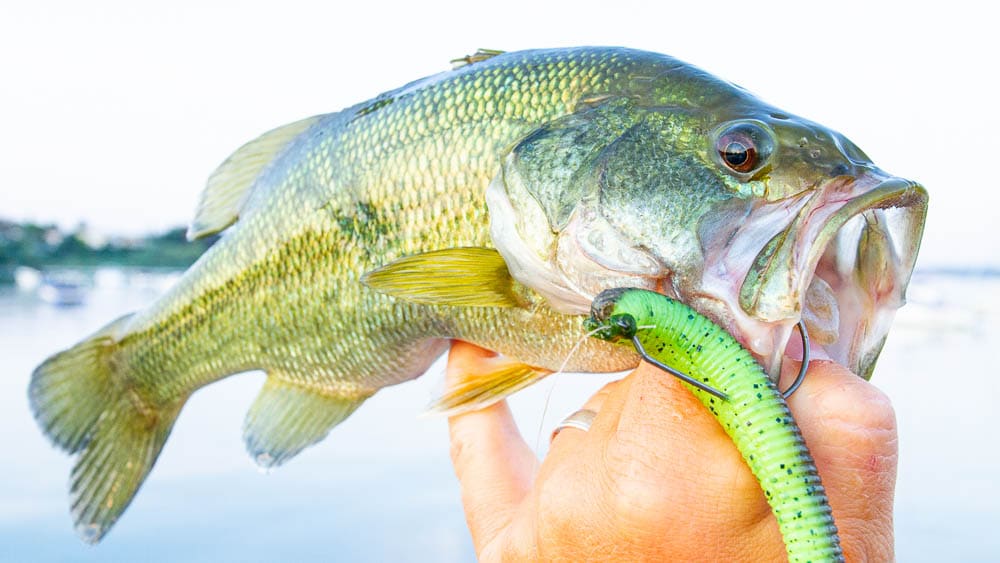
[489,164,928,381]
[693,172,929,380]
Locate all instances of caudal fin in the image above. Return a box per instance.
[29,314,182,543]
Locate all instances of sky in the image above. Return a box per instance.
[1,0,995,267]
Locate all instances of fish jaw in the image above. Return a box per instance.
[693,172,928,379]
[490,154,928,382]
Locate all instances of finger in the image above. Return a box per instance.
[785,360,898,561]
[488,376,637,562]
[548,378,623,450]
[612,359,750,473]
[446,341,537,552]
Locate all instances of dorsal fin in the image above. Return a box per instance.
[187,115,322,240]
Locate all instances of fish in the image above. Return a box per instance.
[28,47,927,543]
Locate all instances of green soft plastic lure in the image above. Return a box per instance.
[585,287,843,563]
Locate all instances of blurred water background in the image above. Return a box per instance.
[0,267,997,561]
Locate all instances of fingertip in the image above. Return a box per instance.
[446,341,532,476]
[788,360,897,439]
[447,340,497,380]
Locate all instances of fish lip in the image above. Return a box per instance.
[741,174,926,320]
[696,172,928,379]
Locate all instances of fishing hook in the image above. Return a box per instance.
[630,335,730,401]
[780,320,810,399]
[630,319,810,403]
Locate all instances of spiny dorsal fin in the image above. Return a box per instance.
[450,49,505,69]
[187,115,323,240]
[361,247,521,308]
[243,375,369,469]
[428,358,551,416]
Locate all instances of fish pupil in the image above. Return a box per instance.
[723,142,750,166]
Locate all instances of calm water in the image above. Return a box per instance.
[1,270,997,561]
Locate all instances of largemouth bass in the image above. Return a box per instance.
[29,47,927,543]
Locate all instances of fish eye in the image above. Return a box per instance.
[715,123,772,175]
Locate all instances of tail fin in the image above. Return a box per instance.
[29,314,182,543]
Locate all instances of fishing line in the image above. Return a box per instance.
[532,326,606,458]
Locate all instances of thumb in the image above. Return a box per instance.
[786,360,898,561]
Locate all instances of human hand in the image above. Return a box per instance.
[446,341,897,561]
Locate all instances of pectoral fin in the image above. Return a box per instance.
[361,247,521,307]
[243,375,369,469]
[429,357,551,416]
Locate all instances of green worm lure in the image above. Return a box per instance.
[584,288,843,562]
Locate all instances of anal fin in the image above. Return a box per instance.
[429,355,551,416]
[243,375,369,469]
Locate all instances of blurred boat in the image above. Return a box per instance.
[37,271,90,307]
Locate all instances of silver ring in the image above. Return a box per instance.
[551,408,597,441]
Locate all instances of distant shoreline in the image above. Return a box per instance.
[0,219,217,285]
[912,266,1000,278]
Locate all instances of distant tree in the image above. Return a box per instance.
[0,218,219,283]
